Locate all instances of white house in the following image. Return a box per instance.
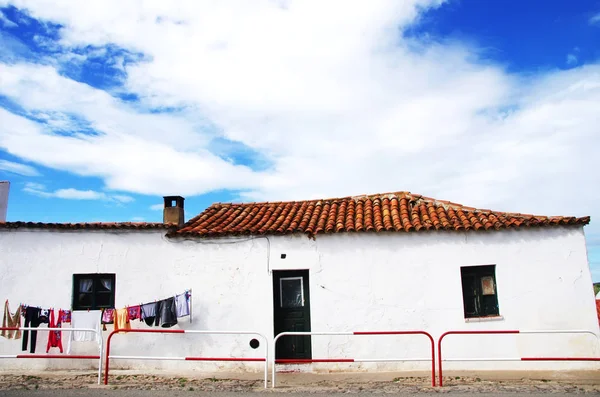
[0,191,598,374]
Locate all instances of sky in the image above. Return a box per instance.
[0,0,599,280]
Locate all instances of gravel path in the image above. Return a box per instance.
[0,373,599,394]
[0,392,597,397]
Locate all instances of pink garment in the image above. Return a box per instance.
[102,308,115,324]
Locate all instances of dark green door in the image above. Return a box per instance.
[273,270,312,359]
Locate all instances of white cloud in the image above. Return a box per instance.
[24,182,45,190]
[0,159,40,176]
[590,12,600,25]
[130,216,145,222]
[0,10,18,28]
[23,182,134,202]
[53,188,106,200]
[0,0,598,245]
[149,204,163,211]
[112,195,135,203]
[0,64,259,196]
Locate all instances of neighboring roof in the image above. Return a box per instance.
[174,191,590,237]
[0,222,175,231]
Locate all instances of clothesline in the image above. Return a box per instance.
[14,288,191,316]
[3,287,193,355]
[5,287,193,332]
[128,289,192,323]
[132,289,192,307]
[101,289,193,327]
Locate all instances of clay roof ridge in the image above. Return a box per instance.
[210,191,416,208]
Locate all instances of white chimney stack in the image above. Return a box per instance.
[0,181,9,222]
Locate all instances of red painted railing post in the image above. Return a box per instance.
[425,331,436,387]
[104,330,117,385]
[437,332,448,387]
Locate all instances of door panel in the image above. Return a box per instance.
[273,270,311,359]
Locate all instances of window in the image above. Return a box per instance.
[280,277,304,308]
[460,265,499,318]
[72,274,116,311]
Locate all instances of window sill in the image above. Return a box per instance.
[464,315,504,323]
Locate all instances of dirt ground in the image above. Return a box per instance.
[0,370,599,393]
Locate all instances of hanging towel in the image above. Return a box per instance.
[175,292,190,318]
[46,309,63,353]
[1,300,22,339]
[67,310,102,354]
[114,308,131,331]
[127,305,141,321]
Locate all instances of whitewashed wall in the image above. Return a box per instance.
[0,226,598,373]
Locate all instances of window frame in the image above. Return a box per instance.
[279,276,305,308]
[72,273,116,311]
[460,265,499,319]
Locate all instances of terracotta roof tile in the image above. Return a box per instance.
[172,191,590,237]
[0,222,175,231]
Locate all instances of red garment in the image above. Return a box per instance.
[596,300,600,325]
[60,310,71,323]
[127,305,141,321]
[46,309,63,353]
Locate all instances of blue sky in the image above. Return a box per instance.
[1,0,599,281]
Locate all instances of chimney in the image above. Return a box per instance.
[163,196,185,227]
[0,181,9,222]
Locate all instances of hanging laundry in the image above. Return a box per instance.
[141,302,157,327]
[101,308,115,324]
[153,300,163,327]
[67,310,101,354]
[46,309,63,353]
[22,306,41,353]
[114,308,131,331]
[158,297,178,328]
[59,310,71,323]
[127,305,141,321]
[175,292,190,318]
[1,300,22,339]
[39,309,50,324]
